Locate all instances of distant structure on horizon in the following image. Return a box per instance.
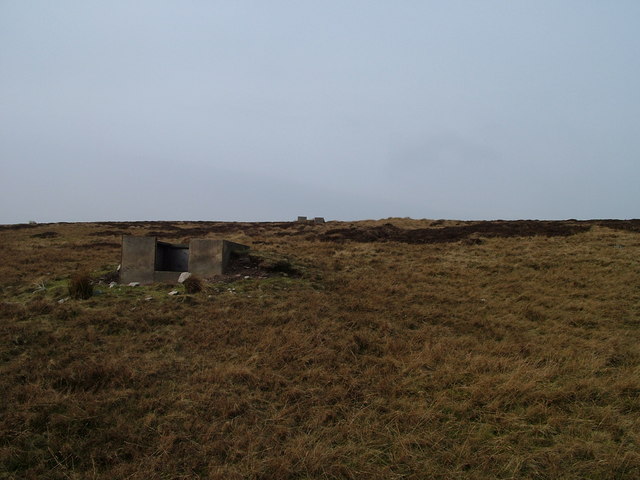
[296,216,325,224]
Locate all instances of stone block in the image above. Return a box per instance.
[188,239,224,276]
[120,236,249,284]
[120,236,156,284]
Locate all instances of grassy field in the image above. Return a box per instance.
[1,218,639,479]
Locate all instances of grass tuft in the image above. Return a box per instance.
[68,271,93,299]
[183,275,204,293]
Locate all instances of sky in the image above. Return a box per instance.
[1,1,639,223]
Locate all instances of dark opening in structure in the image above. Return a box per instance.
[155,241,189,272]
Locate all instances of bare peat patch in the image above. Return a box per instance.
[320,220,593,244]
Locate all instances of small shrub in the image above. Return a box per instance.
[68,272,93,299]
[183,275,204,294]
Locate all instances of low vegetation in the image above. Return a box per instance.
[182,275,204,294]
[0,219,639,479]
[68,271,93,300]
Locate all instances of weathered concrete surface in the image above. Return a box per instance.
[121,236,156,284]
[188,239,224,276]
[188,239,249,276]
[222,240,250,271]
[121,236,249,283]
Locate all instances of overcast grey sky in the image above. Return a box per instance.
[1,1,638,223]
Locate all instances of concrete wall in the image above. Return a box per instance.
[121,236,156,284]
[121,235,249,284]
[222,240,250,267]
[188,239,224,276]
[186,239,249,276]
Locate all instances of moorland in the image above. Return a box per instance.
[1,218,639,479]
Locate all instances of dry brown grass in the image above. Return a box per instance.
[0,219,639,479]
[183,275,204,294]
[68,271,93,299]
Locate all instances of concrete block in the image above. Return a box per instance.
[121,236,156,284]
[314,217,325,224]
[120,236,249,284]
[189,239,224,276]
[297,216,307,222]
[222,240,250,266]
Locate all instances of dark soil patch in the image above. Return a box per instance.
[93,222,136,229]
[69,242,120,250]
[89,242,120,248]
[89,230,130,237]
[320,220,593,244]
[144,222,301,239]
[218,253,301,282]
[30,231,59,239]
[217,254,270,282]
[0,223,40,231]
[591,219,640,233]
[145,222,247,239]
